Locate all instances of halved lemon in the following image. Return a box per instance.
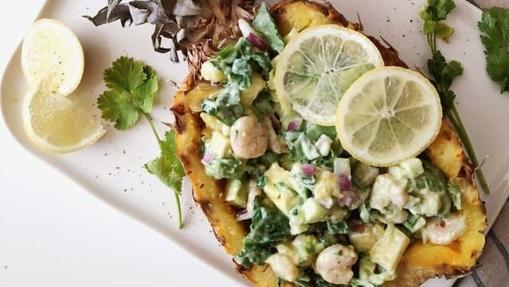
[274,25,384,126]
[336,66,442,167]
[23,88,105,153]
[21,19,84,96]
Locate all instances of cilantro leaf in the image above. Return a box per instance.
[421,0,456,44]
[479,8,509,51]
[421,0,491,194]
[486,49,509,92]
[97,90,140,130]
[434,22,455,42]
[427,51,463,109]
[145,131,185,193]
[252,3,285,53]
[104,56,147,92]
[132,65,159,113]
[145,131,185,228]
[478,8,509,92]
[423,0,456,22]
[97,56,186,227]
[98,57,159,129]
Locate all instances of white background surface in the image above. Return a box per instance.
[0,1,239,286]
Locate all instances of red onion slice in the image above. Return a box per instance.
[301,164,316,177]
[238,19,268,50]
[202,152,214,164]
[338,174,352,191]
[287,119,302,131]
[269,113,281,131]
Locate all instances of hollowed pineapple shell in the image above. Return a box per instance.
[171,1,486,286]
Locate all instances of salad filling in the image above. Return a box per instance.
[194,3,466,286]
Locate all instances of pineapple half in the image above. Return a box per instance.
[171,1,486,286]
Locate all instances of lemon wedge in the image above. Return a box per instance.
[23,87,105,153]
[21,19,84,96]
[336,66,442,167]
[274,25,384,126]
[21,19,104,153]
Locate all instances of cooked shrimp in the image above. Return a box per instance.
[229,116,268,159]
[315,244,358,285]
[421,213,466,245]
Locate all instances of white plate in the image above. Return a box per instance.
[1,1,508,286]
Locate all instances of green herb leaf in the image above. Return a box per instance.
[415,161,447,192]
[98,56,185,227]
[104,56,147,92]
[97,89,140,130]
[98,57,159,130]
[145,131,185,192]
[423,0,456,22]
[234,242,272,267]
[132,65,159,113]
[252,3,285,53]
[211,38,271,89]
[202,83,244,126]
[251,90,273,119]
[478,8,509,52]
[478,8,509,92]
[235,197,291,267]
[283,122,341,169]
[414,161,453,217]
[326,220,349,235]
[204,158,245,179]
[434,22,455,42]
[145,132,185,228]
[245,198,291,245]
[427,51,463,110]
[447,181,462,210]
[421,0,490,194]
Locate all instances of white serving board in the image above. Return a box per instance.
[1,1,508,286]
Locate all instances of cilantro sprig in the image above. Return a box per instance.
[478,8,509,93]
[98,56,185,227]
[421,0,490,194]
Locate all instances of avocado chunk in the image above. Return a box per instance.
[370,224,410,272]
[263,163,301,215]
[225,179,248,208]
[301,198,327,224]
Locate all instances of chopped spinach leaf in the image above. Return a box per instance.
[211,38,271,89]
[448,181,462,210]
[251,90,274,119]
[252,3,285,53]
[327,220,350,235]
[204,158,245,179]
[202,83,244,126]
[235,198,291,267]
[235,242,272,267]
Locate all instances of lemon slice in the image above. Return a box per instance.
[21,19,84,95]
[23,88,105,153]
[274,25,384,126]
[336,66,442,167]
